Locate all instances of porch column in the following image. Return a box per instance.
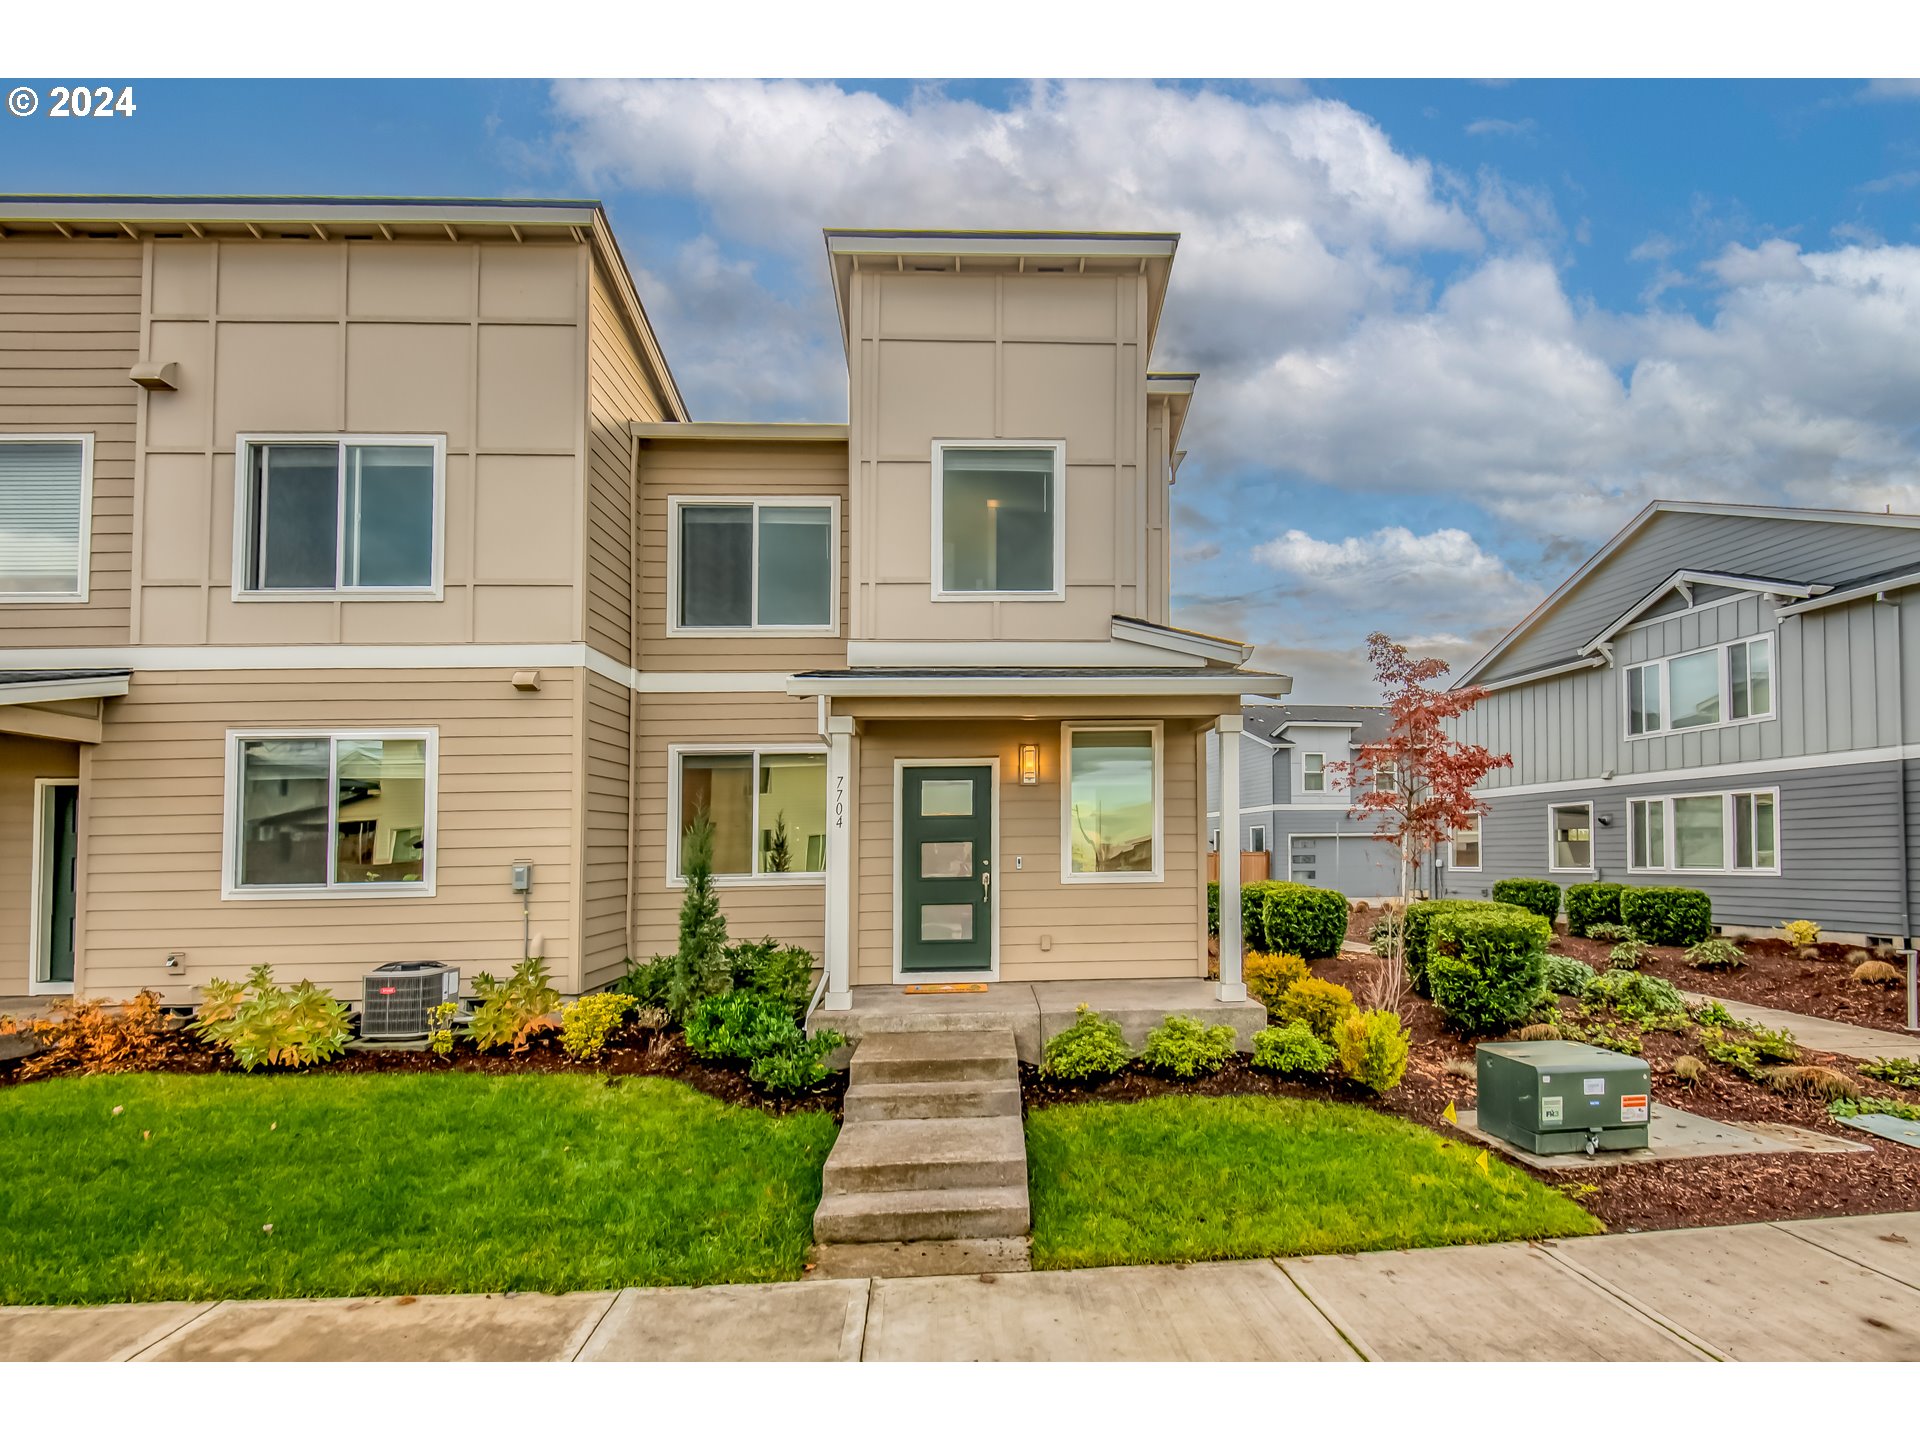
[1215,713,1246,1003]
[822,713,857,1012]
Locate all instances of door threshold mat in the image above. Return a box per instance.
[903,983,990,994]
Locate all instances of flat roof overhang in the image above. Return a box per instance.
[630,421,849,443]
[789,667,1282,700]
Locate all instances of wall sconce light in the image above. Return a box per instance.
[1019,742,1040,786]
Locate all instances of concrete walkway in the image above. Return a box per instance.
[1681,991,1920,1061]
[6,1211,1918,1362]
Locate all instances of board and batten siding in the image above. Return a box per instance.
[852,716,1207,986]
[634,439,850,672]
[1443,760,1907,936]
[77,667,583,1000]
[0,736,81,993]
[0,239,139,645]
[631,689,827,962]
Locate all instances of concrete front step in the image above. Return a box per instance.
[814,1184,1031,1243]
[844,1076,1023,1122]
[848,1029,1019,1087]
[823,1116,1027,1196]
[806,1237,1033,1280]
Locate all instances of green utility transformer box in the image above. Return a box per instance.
[1475,1041,1651,1155]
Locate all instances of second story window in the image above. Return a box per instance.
[1625,635,1773,737]
[1301,752,1327,793]
[933,442,1064,599]
[671,498,837,633]
[239,435,442,596]
[0,435,92,602]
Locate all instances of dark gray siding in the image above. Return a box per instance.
[1441,760,1909,936]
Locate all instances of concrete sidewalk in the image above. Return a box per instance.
[5,1211,1917,1362]
[1678,992,1920,1062]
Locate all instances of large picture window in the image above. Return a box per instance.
[238,435,442,595]
[1063,723,1162,882]
[672,747,828,881]
[0,435,92,601]
[933,442,1064,599]
[1624,635,1773,737]
[1628,788,1780,875]
[671,497,837,633]
[226,730,434,896]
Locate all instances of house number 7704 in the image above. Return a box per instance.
[833,774,845,828]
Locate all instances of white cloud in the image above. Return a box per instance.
[1465,117,1537,139]
[1861,79,1920,101]
[1254,525,1537,607]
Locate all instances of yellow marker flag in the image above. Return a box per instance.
[1475,1150,1491,1176]
[1442,1100,1458,1126]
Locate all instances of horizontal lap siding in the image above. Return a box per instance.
[79,667,581,1000]
[581,669,631,991]
[0,242,139,644]
[632,690,826,961]
[853,717,1206,985]
[1443,761,1907,934]
[637,441,849,672]
[0,736,81,993]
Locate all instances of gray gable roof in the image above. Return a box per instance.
[1245,702,1390,746]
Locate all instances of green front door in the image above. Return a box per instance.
[900,765,993,973]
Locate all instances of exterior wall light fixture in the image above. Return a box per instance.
[1019,742,1040,786]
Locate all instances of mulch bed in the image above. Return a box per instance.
[0,1021,845,1118]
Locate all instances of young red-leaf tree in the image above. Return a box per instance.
[1326,632,1512,1013]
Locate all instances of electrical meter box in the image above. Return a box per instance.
[1475,1040,1651,1155]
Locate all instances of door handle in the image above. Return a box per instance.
[981,860,991,902]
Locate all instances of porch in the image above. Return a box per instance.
[804,978,1268,1065]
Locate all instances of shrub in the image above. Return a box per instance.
[1367,910,1402,958]
[3,991,186,1080]
[1778,918,1821,947]
[1685,937,1746,971]
[682,989,800,1063]
[1832,1095,1920,1123]
[1586,922,1638,943]
[1672,1055,1707,1084]
[1619,886,1712,946]
[1639,1012,1692,1034]
[1747,1024,1800,1063]
[1588,969,1686,1020]
[1491,878,1562,923]
[1765,1065,1860,1100]
[426,1001,459,1058]
[1689,998,1735,1027]
[1425,908,1551,1035]
[1608,936,1650,971]
[1565,882,1624,937]
[1515,1022,1561,1041]
[192,965,352,1071]
[1402,899,1532,995]
[1862,1057,1920,1088]
[1250,1021,1336,1077]
[1542,954,1596,999]
[1853,959,1902,986]
[747,1031,842,1094]
[1244,951,1310,1016]
[1336,1009,1410,1094]
[668,810,732,1017]
[1141,1014,1237,1078]
[560,991,634,1062]
[1041,1005,1134,1081]
[1258,882,1349,959]
[1206,881,1274,945]
[725,938,816,1016]
[612,955,672,1009]
[1272,976,1357,1042]
[468,958,562,1055]
[1698,1024,1797,1079]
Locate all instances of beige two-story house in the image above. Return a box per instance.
[0,198,1279,1019]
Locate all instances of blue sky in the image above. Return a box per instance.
[11,78,1920,696]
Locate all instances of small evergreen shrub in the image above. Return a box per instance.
[193,965,353,1071]
[468,958,562,1055]
[1619,886,1712,946]
[1747,1023,1800,1063]
[667,810,732,1017]
[1777,918,1822,947]
[1685,937,1746,971]
[682,990,800,1062]
[1565,882,1624,937]
[1272,976,1357,1042]
[612,955,672,1008]
[725,938,817,1016]
[1244,951,1310,1016]
[1425,908,1551,1035]
[1041,1005,1134,1081]
[1490,877,1561,923]
[1542,954,1597,998]
[1607,936,1650,971]
[1250,1021,1336,1077]
[1689,998,1735,1027]
[1402,899,1532,995]
[1701,1028,1767,1080]
[1258,882,1349,959]
[1141,1014,1238,1078]
[748,1029,842,1093]
[1336,1009,1410,1094]
[560,991,634,1062]
[1588,969,1686,1020]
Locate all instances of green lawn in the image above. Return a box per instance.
[0,1072,838,1305]
[1027,1094,1601,1270]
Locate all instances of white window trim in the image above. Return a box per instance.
[1300,751,1328,795]
[28,778,79,993]
[0,433,94,604]
[666,743,829,888]
[1626,787,1782,877]
[1449,817,1483,873]
[1622,634,1774,740]
[930,439,1068,602]
[664,494,842,637]
[1547,801,1596,875]
[1249,823,1267,854]
[232,433,447,601]
[1060,720,1164,884]
[221,727,439,900]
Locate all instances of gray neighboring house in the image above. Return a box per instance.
[1206,703,1403,900]
[1441,499,1920,947]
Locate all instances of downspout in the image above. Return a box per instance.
[1883,595,1912,947]
[625,430,643,964]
